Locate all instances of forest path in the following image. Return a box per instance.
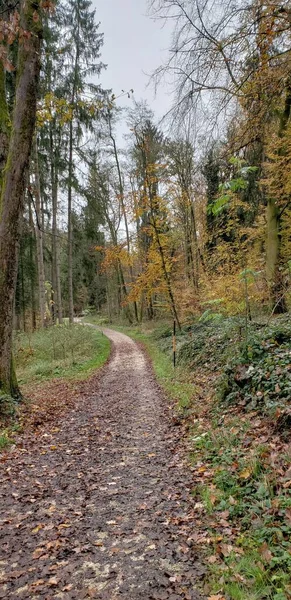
[0,328,204,600]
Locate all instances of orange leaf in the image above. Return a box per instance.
[32,547,46,559]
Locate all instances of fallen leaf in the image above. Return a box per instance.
[32,548,46,559]
[31,524,43,534]
[239,468,252,479]
[207,555,218,564]
[220,543,233,557]
[260,541,272,562]
[31,579,45,587]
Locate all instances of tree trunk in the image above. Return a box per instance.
[189,201,199,291]
[33,137,46,327]
[19,237,26,331]
[28,198,36,330]
[67,6,81,325]
[108,114,139,322]
[146,177,181,329]
[0,63,10,189]
[0,0,42,398]
[265,198,286,313]
[104,211,133,323]
[68,119,74,324]
[50,127,63,324]
[265,83,291,314]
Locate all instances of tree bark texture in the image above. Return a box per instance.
[33,137,46,327]
[0,0,42,397]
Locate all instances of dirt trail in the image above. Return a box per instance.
[0,328,204,599]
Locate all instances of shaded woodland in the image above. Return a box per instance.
[1,0,291,396]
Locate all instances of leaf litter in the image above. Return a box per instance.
[0,329,206,599]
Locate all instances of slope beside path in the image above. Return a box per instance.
[0,327,205,600]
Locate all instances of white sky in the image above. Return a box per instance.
[92,0,173,123]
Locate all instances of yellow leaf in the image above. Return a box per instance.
[32,524,43,534]
[239,468,252,479]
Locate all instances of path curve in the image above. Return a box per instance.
[0,328,204,599]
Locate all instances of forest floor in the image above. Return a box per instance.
[0,328,206,600]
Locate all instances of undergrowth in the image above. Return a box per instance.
[220,318,291,416]
[14,323,110,385]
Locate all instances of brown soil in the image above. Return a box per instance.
[0,328,205,599]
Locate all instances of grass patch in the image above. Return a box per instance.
[15,323,110,385]
[0,431,13,449]
[0,323,111,444]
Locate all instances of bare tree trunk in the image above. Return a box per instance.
[67,6,81,325]
[0,63,10,189]
[68,119,74,324]
[33,137,46,327]
[189,201,199,290]
[104,211,133,323]
[108,113,139,322]
[146,174,181,329]
[0,0,42,397]
[153,222,181,329]
[19,237,26,332]
[50,127,63,324]
[28,197,36,331]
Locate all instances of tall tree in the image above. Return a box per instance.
[63,0,105,323]
[131,108,181,327]
[167,138,199,289]
[0,0,43,397]
[106,106,139,321]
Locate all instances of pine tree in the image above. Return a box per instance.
[62,0,105,323]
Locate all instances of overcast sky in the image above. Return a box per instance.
[92,0,173,123]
